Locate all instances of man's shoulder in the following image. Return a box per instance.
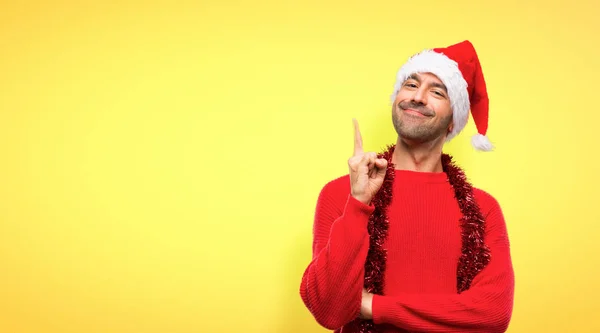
[472,187,496,199]
[319,173,351,196]
[312,174,352,214]
[472,187,503,213]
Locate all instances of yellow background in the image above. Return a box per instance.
[1,1,598,332]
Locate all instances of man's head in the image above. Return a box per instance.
[392,72,454,146]
[390,40,494,151]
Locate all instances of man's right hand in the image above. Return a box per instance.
[348,118,388,206]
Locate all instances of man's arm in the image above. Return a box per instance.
[365,195,515,333]
[299,181,374,330]
[300,119,388,330]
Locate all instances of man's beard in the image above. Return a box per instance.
[392,101,453,143]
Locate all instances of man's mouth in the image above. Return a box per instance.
[398,102,433,117]
[403,108,428,117]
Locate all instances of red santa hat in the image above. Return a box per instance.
[390,40,493,151]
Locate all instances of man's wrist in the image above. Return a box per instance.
[351,193,372,207]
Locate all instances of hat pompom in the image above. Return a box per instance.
[471,133,494,151]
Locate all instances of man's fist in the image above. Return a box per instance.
[359,288,373,320]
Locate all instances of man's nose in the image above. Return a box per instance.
[412,87,427,105]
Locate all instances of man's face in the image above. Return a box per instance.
[392,72,454,144]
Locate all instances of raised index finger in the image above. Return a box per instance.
[353,118,363,155]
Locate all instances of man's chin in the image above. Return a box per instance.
[399,135,426,145]
[395,129,425,143]
[396,126,444,144]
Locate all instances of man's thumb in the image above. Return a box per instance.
[375,158,388,169]
[376,159,388,176]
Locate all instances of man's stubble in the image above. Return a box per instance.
[392,102,453,143]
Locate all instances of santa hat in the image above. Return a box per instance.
[390,40,493,151]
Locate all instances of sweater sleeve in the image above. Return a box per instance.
[299,180,375,330]
[371,195,515,333]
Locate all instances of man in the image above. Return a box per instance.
[299,40,515,333]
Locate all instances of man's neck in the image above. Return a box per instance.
[392,136,444,173]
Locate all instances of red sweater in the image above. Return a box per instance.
[300,169,515,332]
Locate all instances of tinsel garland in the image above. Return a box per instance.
[358,144,491,333]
